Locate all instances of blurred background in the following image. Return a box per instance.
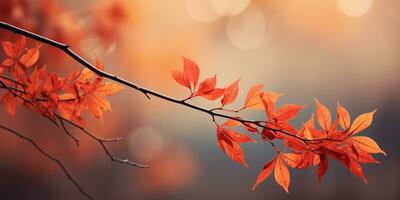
[0,0,399,199]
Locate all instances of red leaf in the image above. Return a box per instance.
[348,159,367,183]
[182,57,200,89]
[95,82,124,96]
[222,119,241,127]
[221,79,240,106]
[349,136,386,156]
[261,92,282,119]
[337,102,350,130]
[2,93,17,117]
[243,84,263,109]
[274,156,290,193]
[171,70,191,89]
[2,41,14,58]
[221,127,256,144]
[2,58,14,67]
[217,127,249,167]
[314,99,331,132]
[317,154,328,183]
[281,153,302,168]
[200,88,224,100]
[349,109,376,135]
[196,75,216,96]
[274,104,304,121]
[19,44,41,67]
[252,157,277,190]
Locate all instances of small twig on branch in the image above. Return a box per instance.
[57,115,149,168]
[0,125,94,200]
[58,117,80,146]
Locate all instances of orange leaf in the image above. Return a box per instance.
[95,82,124,96]
[348,159,367,183]
[314,99,331,132]
[221,79,240,106]
[317,154,328,183]
[182,57,200,89]
[252,157,277,190]
[171,70,191,89]
[281,153,302,168]
[350,136,386,156]
[222,119,241,127]
[243,84,263,109]
[2,41,14,58]
[261,92,282,119]
[219,127,256,144]
[19,44,41,67]
[274,156,290,193]
[217,127,249,167]
[2,58,14,67]
[13,37,26,58]
[2,93,17,116]
[200,88,224,100]
[196,75,216,96]
[349,109,376,135]
[274,104,304,121]
[337,102,350,130]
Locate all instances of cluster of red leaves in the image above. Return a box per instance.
[0,37,123,125]
[171,58,386,193]
[0,0,129,64]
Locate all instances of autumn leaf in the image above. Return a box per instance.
[317,154,328,183]
[1,92,17,116]
[243,84,263,109]
[221,79,240,106]
[349,109,377,135]
[222,127,256,144]
[95,82,124,96]
[350,136,386,156]
[337,102,350,130]
[222,118,241,127]
[274,104,304,121]
[19,44,41,67]
[171,70,191,90]
[252,157,277,190]
[216,126,250,167]
[195,75,216,97]
[200,88,224,100]
[280,153,302,168]
[2,41,14,58]
[261,92,282,119]
[348,159,367,183]
[182,57,200,89]
[274,156,290,193]
[314,99,331,132]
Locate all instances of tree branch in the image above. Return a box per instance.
[0,124,94,200]
[0,20,342,145]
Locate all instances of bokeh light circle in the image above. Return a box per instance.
[226,6,268,50]
[337,0,374,17]
[185,0,220,23]
[128,126,164,162]
[209,0,251,17]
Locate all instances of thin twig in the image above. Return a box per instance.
[57,115,149,168]
[0,125,94,200]
[58,116,80,146]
